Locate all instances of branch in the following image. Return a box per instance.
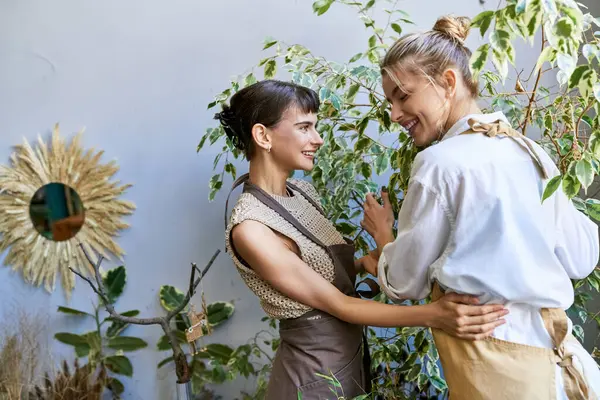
[166,249,221,321]
[521,26,546,136]
[74,243,164,325]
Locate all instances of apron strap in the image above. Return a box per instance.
[286,180,327,217]
[541,308,593,400]
[461,119,549,180]
[242,181,331,251]
[224,173,252,230]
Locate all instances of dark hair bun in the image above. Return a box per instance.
[214,105,247,153]
[433,15,471,44]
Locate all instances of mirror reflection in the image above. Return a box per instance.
[29,182,85,242]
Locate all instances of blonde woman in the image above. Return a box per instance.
[217,79,508,399]
[362,15,600,400]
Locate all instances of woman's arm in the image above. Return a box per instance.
[554,187,599,279]
[232,220,508,339]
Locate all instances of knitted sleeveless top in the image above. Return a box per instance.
[225,179,346,319]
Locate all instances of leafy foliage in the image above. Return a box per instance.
[199,0,600,398]
[55,266,145,399]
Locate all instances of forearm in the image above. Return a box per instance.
[374,231,395,254]
[329,294,437,328]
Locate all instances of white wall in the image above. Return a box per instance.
[0,0,596,399]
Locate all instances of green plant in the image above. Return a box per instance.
[55,265,146,398]
[155,293,277,399]
[199,0,600,398]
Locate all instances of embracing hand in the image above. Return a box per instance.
[355,249,380,276]
[428,292,509,340]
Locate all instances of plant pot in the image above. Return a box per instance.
[175,381,193,400]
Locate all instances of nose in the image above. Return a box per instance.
[312,129,324,146]
[390,104,404,123]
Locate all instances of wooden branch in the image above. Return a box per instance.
[71,242,220,383]
[521,26,546,137]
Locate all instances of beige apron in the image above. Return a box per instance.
[429,119,595,400]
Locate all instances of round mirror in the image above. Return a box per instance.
[29,182,85,242]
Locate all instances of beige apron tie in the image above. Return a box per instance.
[541,308,592,400]
[461,118,549,180]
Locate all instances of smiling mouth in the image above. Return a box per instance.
[402,119,419,135]
[302,151,315,159]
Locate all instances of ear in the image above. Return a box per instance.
[251,123,271,152]
[441,68,458,98]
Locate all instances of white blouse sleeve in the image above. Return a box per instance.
[377,179,452,302]
[554,190,599,279]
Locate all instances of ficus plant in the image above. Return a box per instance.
[199,0,600,398]
[55,265,147,399]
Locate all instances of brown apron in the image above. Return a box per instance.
[429,119,594,400]
[225,175,372,399]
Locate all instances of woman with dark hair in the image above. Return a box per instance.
[217,79,508,399]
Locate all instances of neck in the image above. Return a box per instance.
[248,156,290,197]
[443,98,482,132]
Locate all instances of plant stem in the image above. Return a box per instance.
[521,26,546,136]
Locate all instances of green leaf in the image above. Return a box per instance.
[593,82,600,103]
[157,331,187,351]
[349,53,363,63]
[104,355,133,377]
[245,73,257,87]
[471,11,495,37]
[576,160,594,190]
[555,17,574,37]
[406,364,421,382]
[374,153,390,175]
[542,175,562,202]
[108,378,124,395]
[562,174,581,199]
[107,336,148,352]
[368,35,376,48]
[263,38,278,50]
[75,345,90,357]
[103,266,126,304]
[470,44,490,77]
[207,301,235,327]
[264,59,277,79]
[225,163,237,180]
[157,356,174,369]
[430,375,448,391]
[568,65,587,89]
[572,325,584,342]
[56,306,91,317]
[54,333,89,347]
[347,83,360,101]
[515,0,528,14]
[535,47,555,72]
[159,285,187,312]
[391,23,403,35]
[312,0,334,16]
[206,343,234,363]
[585,199,600,221]
[490,30,511,51]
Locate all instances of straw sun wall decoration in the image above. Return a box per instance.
[0,124,135,297]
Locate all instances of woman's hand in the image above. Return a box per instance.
[355,249,380,276]
[361,189,395,252]
[427,293,509,340]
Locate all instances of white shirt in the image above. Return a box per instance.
[377,112,600,398]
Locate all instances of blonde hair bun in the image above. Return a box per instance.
[432,15,471,44]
